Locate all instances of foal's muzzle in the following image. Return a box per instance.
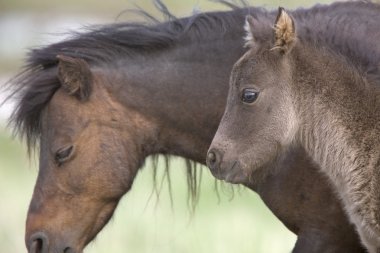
[206,148,247,184]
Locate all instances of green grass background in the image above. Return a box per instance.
[0,1,335,252]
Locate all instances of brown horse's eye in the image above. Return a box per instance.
[55,146,73,165]
[241,88,259,103]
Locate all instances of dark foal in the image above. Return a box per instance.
[7,1,380,252]
[208,7,380,252]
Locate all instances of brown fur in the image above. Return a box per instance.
[209,8,380,252]
[26,67,158,252]
[57,55,92,100]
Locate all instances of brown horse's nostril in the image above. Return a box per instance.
[28,232,48,253]
[64,247,75,253]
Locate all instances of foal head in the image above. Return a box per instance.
[207,8,299,184]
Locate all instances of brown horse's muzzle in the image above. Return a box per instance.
[27,231,77,253]
[28,232,48,253]
[25,195,82,253]
[25,193,118,253]
[26,226,80,253]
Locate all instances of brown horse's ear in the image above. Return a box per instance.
[272,7,296,54]
[244,15,257,47]
[57,55,92,101]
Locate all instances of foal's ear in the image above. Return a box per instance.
[57,55,92,101]
[272,7,296,54]
[244,15,257,47]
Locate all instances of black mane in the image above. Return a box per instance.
[5,0,380,152]
[5,1,249,151]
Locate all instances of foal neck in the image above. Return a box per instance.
[292,44,379,168]
[292,43,380,250]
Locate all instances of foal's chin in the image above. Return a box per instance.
[217,154,280,185]
[209,159,250,185]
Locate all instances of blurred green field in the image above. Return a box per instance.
[0,1,339,252]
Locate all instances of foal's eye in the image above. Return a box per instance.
[55,146,73,165]
[241,88,259,104]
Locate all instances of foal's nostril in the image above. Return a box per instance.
[207,151,216,165]
[28,232,48,253]
[207,149,221,170]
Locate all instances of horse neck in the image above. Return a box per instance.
[103,29,246,163]
[291,44,380,230]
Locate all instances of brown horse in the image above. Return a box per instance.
[6,1,380,252]
[208,6,380,253]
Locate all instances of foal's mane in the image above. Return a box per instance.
[292,1,380,84]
